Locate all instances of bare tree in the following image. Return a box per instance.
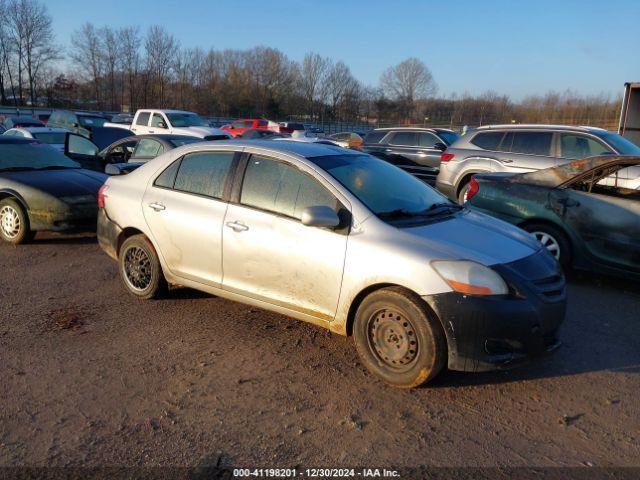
[144,25,177,107]
[70,23,104,107]
[380,57,437,108]
[119,26,140,111]
[101,26,120,110]
[296,53,330,119]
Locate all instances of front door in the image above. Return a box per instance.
[550,188,640,272]
[142,150,236,285]
[221,154,349,320]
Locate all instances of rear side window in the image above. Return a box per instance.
[154,159,182,189]
[241,156,337,220]
[559,134,612,158]
[133,139,163,158]
[470,132,504,151]
[389,132,417,146]
[508,132,553,156]
[173,151,234,198]
[136,112,150,126]
[418,132,440,148]
[363,131,386,144]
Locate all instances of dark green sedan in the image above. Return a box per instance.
[466,156,640,279]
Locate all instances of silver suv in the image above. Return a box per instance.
[97,140,565,388]
[436,124,640,203]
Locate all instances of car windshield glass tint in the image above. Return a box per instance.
[78,116,106,127]
[599,131,640,155]
[167,113,207,127]
[0,143,80,170]
[310,154,448,217]
[33,132,66,144]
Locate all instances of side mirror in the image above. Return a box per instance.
[434,142,447,152]
[301,205,340,228]
[157,121,167,129]
[105,164,124,175]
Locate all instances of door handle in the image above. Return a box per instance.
[225,221,249,232]
[498,158,513,164]
[148,130,155,134]
[148,202,166,211]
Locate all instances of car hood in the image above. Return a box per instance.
[172,126,230,138]
[401,210,541,266]
[1,169,107,197]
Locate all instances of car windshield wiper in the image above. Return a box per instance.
[377,203,463,219]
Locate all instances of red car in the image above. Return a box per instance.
[221,118,270,137]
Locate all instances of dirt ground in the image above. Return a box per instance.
[1,233,639,471]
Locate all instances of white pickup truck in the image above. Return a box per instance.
[130,109,231,139]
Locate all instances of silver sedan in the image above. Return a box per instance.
[97,140,566,388]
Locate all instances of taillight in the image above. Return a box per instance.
[441,152,455,162]
[97,184,108,209]
[466,178,479,201]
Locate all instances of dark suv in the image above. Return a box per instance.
[360,127,460,183]
[436,124,640,203]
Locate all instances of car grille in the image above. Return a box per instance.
[498,250,566,303]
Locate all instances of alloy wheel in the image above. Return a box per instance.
[531,231,561,260]
[0,205,21,239]
[123,246,153,291]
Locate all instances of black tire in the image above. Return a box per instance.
[353,287,447,388]
[119,235,167,300]
[457,181,471,204]
[0,198,34,245]
[522,222,572,269]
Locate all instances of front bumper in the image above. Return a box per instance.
[29,204,98,232]
[97,208,122,260]
[423,250,566,372]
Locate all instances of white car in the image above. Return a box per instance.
[2,127,68,153]
[130,109,231,140]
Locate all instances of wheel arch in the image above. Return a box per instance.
[454,169,488,197]
[116,227,147,256]
[0,189,30,212]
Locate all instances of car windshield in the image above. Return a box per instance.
[169,137,202,147]
[78,116,106,128]
[166,113,208,127]
[33,132,66,144]
[598,131,640,155]
[310,154,453,221]
[0,142,80,171]
[437,131,460,145]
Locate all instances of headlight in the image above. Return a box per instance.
[431,260,508,296]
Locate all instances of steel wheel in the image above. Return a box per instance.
[367,308,419,370]
[123,246,153,291]
[0,205,21,239]
[531,231,561,260]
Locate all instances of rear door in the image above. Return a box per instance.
[497,131,555,172]
[221,154,348,320]
[142,150,237,285]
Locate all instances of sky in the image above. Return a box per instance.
[46,0,639,100]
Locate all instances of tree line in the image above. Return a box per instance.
[0,0,621,129]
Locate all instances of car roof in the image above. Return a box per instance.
[12,127,68,133]
[370,127,455,133]
[204,139,359,158]
[137,109,197,115]
[476,124,608,133]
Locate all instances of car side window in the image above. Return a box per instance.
[471,132,504,151]
[154,159,182,189]
[173,151,234,198]
[559,134,612,159]
[418,132,440,148]
[133,139,163,158]
[241,155,338,220]
[136,112,151,126]
[390,132,417,146]
[68,134,99,156]
[150,114,165,128]
[508,132,553,156]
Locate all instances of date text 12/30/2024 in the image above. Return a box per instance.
[233,469,401,478]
